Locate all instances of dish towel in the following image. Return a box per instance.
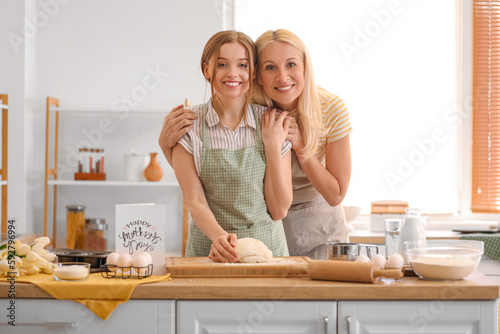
[460,233,500,261]
[2,273,171,320]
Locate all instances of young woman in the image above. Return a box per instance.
[167,31,293,262]
[160,29,352,258]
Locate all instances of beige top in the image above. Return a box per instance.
[290,90,353,205]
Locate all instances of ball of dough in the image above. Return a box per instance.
[233,238,273,263]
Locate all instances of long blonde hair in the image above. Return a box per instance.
[201,31,256,121]
[254,29,323,160]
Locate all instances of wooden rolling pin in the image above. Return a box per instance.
[308,260,403,283]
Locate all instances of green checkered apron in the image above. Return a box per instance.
[185,102,289,257]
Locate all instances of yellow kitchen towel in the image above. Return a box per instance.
[3,273,171,320]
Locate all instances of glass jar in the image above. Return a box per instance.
[384,219,403,259]
[66,205,86,249]
[84,218,107,251]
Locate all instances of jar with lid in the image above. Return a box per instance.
[399,208,426,264]
[84,218,107,251]
[66,205,86,249]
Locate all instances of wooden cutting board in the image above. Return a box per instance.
[165,257,310,278]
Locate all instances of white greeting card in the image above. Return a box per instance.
[115,203,166,275]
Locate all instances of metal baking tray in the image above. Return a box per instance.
[48,248,110,272]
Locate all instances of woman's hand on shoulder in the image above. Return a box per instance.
[209,233,238,263]
[158,104,197,165]
[286,117,305,155]
[261,108,291,149]
[159,105,196,151]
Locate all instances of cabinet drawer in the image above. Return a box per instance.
[177,300,336,334]
[338,300,497,334]
[0,299,175,334]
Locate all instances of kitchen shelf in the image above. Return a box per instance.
[50,107,167,114]
[0,181,6,186]
[47,180,178,187]
[44,97,190,254]
[0,104,7,109]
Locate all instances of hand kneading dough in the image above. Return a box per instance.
[234,238,273,263]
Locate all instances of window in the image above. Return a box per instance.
[471,0,500,213]
[234,0,460,214]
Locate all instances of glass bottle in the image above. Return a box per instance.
[89,148,96,173]
[77,148,83,173]
[399,208,426,264]
[384,219,403,259]
[82,148,89,173]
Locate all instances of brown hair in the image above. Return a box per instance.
[201,31,256,120]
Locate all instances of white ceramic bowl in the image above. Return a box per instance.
[404,240,483,280]
[344,206,361,222]
[53,262,90,282]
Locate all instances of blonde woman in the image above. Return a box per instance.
[253,29,352,257]
[163,31,293,262]
[160,29,352,258]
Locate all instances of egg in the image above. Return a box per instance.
[133,255,149,275]
[355,255,371,263]
[371,254,386,269]
[139,251,153,264]
[106,252,119,272]
[116,253,133,272]
[387,253,404,269]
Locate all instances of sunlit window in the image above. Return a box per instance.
[235,0,458,214]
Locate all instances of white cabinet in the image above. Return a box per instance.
[337,300,497,334]
[0,299,175,334]
[177,300,336,334]
[0,298,496,333]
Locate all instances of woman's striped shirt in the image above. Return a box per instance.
[315,90,353,163]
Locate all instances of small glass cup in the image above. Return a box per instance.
[384,219,403,259]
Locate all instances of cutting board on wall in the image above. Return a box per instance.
[165,257,311,278]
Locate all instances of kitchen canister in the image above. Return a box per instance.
[66,205,86,249]
[84,218,107,251]
[124,154,149,181]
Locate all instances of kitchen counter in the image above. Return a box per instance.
[1,269,497,301]
[0,265,497,333]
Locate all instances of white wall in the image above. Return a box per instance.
[0,0,28,234]
[1,0,228,253]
